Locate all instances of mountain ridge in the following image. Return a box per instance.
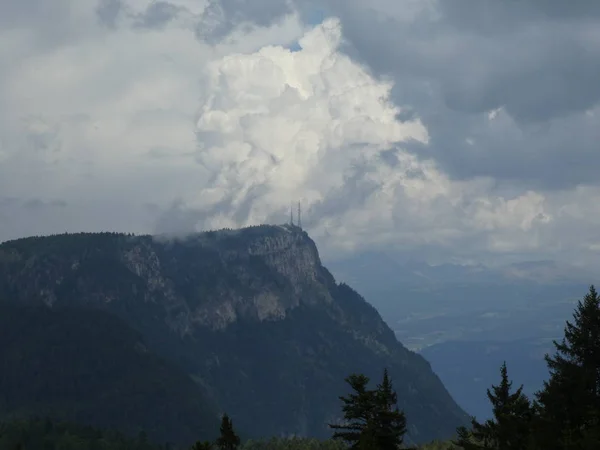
[0,224,469,443]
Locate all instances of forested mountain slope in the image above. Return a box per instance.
[0,303,219,445]
[0,225,468,443]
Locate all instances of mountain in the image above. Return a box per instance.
[0,225,468,443]
[0,302,220,446]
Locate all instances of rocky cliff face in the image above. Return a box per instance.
[0,225,468,443]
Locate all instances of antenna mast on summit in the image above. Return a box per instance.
[290,202,294,226]
[297,201,302,229]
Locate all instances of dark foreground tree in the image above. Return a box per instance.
[373,369,407,450]
[533,285,600,450]
[454,362,532,450]
[329,374,377,448]
[216,414,240,450]
[329,369,406,450]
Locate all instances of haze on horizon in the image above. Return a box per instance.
[1,0,599,272]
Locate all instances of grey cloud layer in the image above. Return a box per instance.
[199,0,600,189]
[1,0,599,268]
[298,0,600,190]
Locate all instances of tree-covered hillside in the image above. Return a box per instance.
[0,302,219,446]
[0,228,468,443]
[4,282,598,450]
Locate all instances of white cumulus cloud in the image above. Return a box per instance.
[191,18,428,227]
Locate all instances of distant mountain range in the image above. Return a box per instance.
[0,225,468,445]
[327,251,594,289]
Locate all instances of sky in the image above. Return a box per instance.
[1,0,600,268]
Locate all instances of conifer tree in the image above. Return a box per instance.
[329,374,377,448]
[534,285,600,450]
[373,369,407,450]
[329,370,406,450]
[454,362,531,450]
[216,414,240,450]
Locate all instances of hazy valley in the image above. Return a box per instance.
[328,255,586,419]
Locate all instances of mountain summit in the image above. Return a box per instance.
[0,224,468,443]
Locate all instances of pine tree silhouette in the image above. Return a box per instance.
[329,369,406,450]
[374,368,407,450]
[455,362,531,450]
[329,374,377,448]
[535,285,600,450]
[215,414,240,450]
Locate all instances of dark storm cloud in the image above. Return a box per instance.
[0,0,50,28]
[301,0,600,190]
[437,26,600,122]
[134,1,182,29]
[320,0,600,121]
[218,0,293,26]
[0,0,79,48]
[196,0,293,42]
[440,0,600,26]
[96,0,123,28]
[96,0,182,30]
[412,106,600,190]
